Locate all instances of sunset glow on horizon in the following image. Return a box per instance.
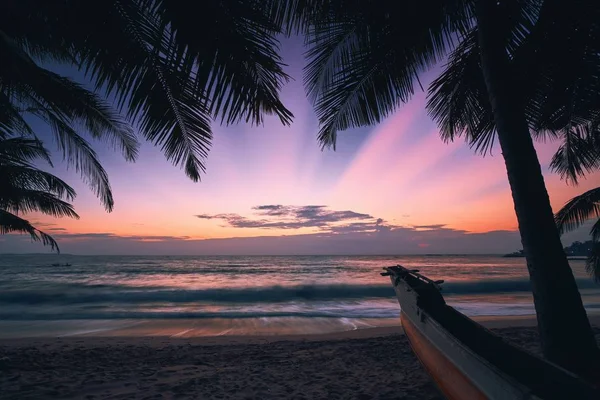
[2,39,598,255]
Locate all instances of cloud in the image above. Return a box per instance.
[46,227,67,232]
[196,205,382,232]
[412,224,447,230]
[252,205,288,216]
[51,233,191,241]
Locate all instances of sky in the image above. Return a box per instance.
[1,38,598,255]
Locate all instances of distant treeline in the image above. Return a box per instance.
[505,241,594,258]
[564,241,595,257]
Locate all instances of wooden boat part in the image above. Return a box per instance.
[382,265,599,400]
[402,313,488,400]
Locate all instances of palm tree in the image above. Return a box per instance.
[553,122,600,281]
[274,0,600,374]
[1,0,294,251]
[555,188,600,281]
[0,135,79,252]
[1,0,293,211]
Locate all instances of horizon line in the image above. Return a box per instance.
[1,252,510,257]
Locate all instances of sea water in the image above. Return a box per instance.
[0,254,598,337]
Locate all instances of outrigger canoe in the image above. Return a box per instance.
[382,265,599,400]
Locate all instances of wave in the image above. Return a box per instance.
[1,303,599,321]
[0,310,398,320]
[0,278,598,306]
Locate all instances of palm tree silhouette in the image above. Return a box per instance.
[555,188,600,281]
[552,117,600,282]
[275,0,600,374]
[1,0,293,210]
[0,136,79,252]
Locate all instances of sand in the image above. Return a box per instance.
[1,316,599,400]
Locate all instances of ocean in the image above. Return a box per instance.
[1,254,598,337]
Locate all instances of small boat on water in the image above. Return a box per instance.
[382,265,599,399]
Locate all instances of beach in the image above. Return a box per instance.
[2,316,599,400]
[2,255,600,398]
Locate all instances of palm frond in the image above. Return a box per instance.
[426,0,600,167]
[2,26,137,210]
[155,0,294,126]
[0,31,139,161]
[307,20,397,148]
[549,123,600,184]
[518,0,600,138]
[426,29,496,154]
[0,164,77,202]
[31,111,115,211]
[585,241,600,283]
[0,188,79,219]
[300,0,473,148]
[67,0,218,181]
[0,209,60,252]
[133,73,214,180]
[591,219,600,243]
[3,0,295,182]
[267,0,331,35]
[555,187,600,235]
[0,0,78,64]
[34,0,292,181]
[0,92,34,138]
[0,137,53,166]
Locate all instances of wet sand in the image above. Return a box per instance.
[1,316,599,399]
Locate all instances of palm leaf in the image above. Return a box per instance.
[591,219,600,243]
[0,210,60,252]
[555,187,600,235]
[23,110,115,212]
[75,0,224,181]
[585,241,600,283]
[426,29,496,154]
[550,124,600,184]
[0,92,34,138]
[1,28,137,210]
[519,0,600,137]
[2,0,210,180]
[3,0,294,182]
[426,0,600,163]
[267,0,332,35]
[0,137,53,166]
[0,164,77,202]
[0,188,79,219]
[0,29,138,160]
[293,0,472,148]
[155,0,294,126]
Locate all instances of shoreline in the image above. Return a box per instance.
[2,314,599,346]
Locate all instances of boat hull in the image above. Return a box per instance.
[384,265,600,400]
[398,301,530,399]
[401,312,487,400]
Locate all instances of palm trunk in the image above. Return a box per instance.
[475,0,599,376]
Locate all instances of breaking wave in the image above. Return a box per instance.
[1,278,598,306]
